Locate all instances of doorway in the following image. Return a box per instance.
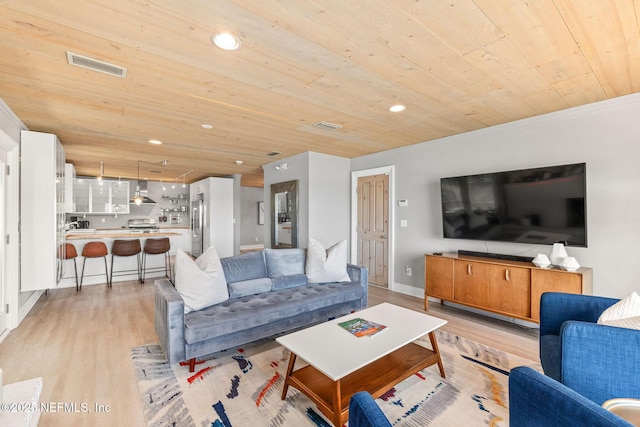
[351,166,394,289]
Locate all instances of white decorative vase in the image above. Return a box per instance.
[560,257,580,271]
[549,243,568,266]
[532,253,552,268]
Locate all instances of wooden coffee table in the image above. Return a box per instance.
[276,303,447,426]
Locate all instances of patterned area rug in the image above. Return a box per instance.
[132,330,540,426]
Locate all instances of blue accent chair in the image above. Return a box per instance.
[349,392,392,427]
[539,292,640,405]
[509,366,633,426]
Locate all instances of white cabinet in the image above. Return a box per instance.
[71,178,130,214]
[163,228,191,255]
[20,130,65,291]
[64,163,75,213]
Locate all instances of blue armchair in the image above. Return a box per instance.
[509,366,633,426]
[349,392,392,427]
[540,292,640,404]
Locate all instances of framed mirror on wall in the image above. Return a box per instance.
[271,180,298,248]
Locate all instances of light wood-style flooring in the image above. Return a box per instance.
[0,281,538,426]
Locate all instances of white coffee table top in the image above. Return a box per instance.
[276,302,447,381]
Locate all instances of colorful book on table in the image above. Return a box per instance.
[338,318,387,337]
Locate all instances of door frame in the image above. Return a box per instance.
[0,127,19,335]
[350,166,395,290]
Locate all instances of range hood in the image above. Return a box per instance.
[130,180,156,204]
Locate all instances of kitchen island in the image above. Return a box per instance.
[60,228,191,288]
[65,231,182,240]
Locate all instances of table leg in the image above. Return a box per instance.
[429,331,446,378]
[332,379,343,427]
[281,352,297,400]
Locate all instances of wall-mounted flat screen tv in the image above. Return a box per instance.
[440,163,586,247]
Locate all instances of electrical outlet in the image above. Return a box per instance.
[405,266,412,276]
[101,218,106,223]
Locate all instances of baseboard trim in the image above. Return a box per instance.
[0,327,10,344]
[388,282,424,299]
[19,289,44,325]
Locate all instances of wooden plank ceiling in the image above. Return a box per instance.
[1,0,639,187]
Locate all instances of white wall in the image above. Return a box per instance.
[352,92,640,299]
[240,186,265,246]
[308,152,351,248]
[263,152,351,249]
[263,152,310,248]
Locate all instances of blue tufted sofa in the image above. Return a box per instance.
[155,248,368,371]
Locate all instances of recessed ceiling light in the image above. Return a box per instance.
[149,139,163,145]
[201,124,213,129]
[235,160,244,165]
[212,33,241,51]
[389,104,406,113]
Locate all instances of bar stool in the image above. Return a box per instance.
[57,243,79,291]
[80,241,109,290]
[141,238,171,283]
[110,239,142,287]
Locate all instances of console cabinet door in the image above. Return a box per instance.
[531,269,583,321]
[454,260,490,308]
[487,266,531,318]
[425,255,454,300]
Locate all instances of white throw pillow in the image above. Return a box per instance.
[305,238,351,283]
[175,247,228,313]
[597,292,640,324]
[599,315,640,330]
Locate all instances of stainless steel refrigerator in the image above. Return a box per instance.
[191,193,205,257]
[190,177,234,258]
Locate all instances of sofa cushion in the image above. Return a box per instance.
[175,248,228,313]
[306,238,351,283]
[228,278,273,298]
[220,251,266,283]
[271,274,308,290]
[183,281,365,344]
[264,248,306,277]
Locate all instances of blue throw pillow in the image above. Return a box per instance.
[228,278,273,298]
[264,248,306,277]
[220,251,266,283]
[271,274,308,290]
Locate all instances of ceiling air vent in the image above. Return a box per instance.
[313,121,343,131]
[66,52,127,78]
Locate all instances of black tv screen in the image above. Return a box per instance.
[440,163,587,247]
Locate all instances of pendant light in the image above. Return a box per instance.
[132,160,144,205]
